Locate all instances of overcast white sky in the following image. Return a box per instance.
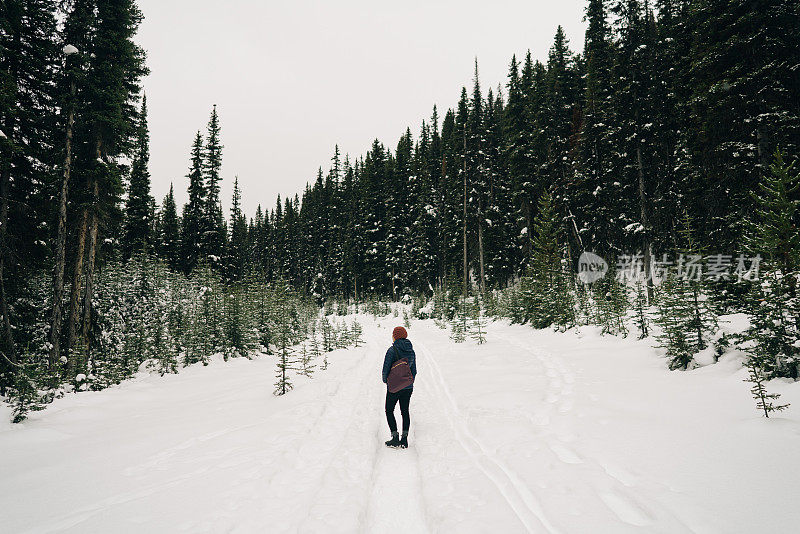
[136,0,587,218]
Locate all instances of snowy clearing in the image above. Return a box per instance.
[2,316,800,533]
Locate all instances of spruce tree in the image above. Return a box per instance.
[591,274,629,337]
[742,150,800,378]
[299,343,316,378]
[67,0,148,374]
[633,280,650,339]
[469,298,488,344]
[2,0,59,380]
[744,352,790,418]
[689,0,800,252]
[654,214,717,369]
[574,0,616,255]
[273,303,297,396]
[350,319,364,347]
[122,94,154,258]
[226,177,248,281]
[180,131,205,274]
[159,184,180,269]
[202,105,225,265]
[449,298,468,343]
[520,190,575,329]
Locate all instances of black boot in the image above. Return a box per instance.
[399,431,408,449]
[385,431,400,448]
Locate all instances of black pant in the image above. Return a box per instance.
[385,388,412,433]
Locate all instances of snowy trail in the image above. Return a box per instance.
[3,314,800,533]
[364,435,428,533]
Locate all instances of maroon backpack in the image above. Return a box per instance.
[387,347,414,393]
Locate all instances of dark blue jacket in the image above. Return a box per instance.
[382,338,417,391]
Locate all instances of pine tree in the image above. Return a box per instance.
[202,105,225,266]
[320,316,335,353]
[520,190,575,329]
[122,94,154,257]
[592,274,629,337]
[744,352,790,418]
[469,299,488,344]
[309,321,322,359]
[449,298,468,343]
[9,359,46,424]
[66,0,148,374]
[274,313,296,396]
[742,150,800,378]
[226,177,248,281]
[180,131,205,274]
[299,343,316,378]
[654,215,717,369]
[350,319,364,347]
[689,0,800,252]
[574,0,617,255]
[633,280,650,339]
[336,320,351,349]
[503,54,536,268]
[1,0,60,379]
[159,184,180,269]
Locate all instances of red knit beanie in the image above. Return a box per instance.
[392,326,408,340]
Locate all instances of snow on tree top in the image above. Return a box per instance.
[63,44,79,55]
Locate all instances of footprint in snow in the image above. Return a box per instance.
[549,441,583,464]
[599,491,653,526]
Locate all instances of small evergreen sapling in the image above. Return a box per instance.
[592,275,628,337]
[744,352,790,418]
[450,298,468,343]
[519,190,575,330]
[308,322,322,359]
[742,150,800,379]
[7,356,45,424]
[320,317,335,352]
[274,308,297,396]
[299,344,316,378]
[633,281,650,339]
[350,319,364,347]
[469,300,488,344]
[336,320,351,349]
[654,215,717,369]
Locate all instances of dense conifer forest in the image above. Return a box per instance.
[1,0,799,420]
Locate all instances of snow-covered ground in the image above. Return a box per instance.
[2,316,800,533]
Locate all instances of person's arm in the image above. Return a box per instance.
[410,350,417,378]
[381,347,393,383]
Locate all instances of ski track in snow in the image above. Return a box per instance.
[494,332,695,533]
[3,314,800,533]
[416,340,560,534]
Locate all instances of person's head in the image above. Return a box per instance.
[392,326,408,341]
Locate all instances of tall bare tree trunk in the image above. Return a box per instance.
[636,145,653,302]
[66,209,88,375]
[48,78,76,369]
[391,266,396,301]
[78,140,103,373]
[0,156,16,366]
[80,179,99,373]
[462,129,468,298]
[0,23,21,374]
[439,156,447,290]
[477,200,486,294]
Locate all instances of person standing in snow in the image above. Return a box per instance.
[382,326,417,448]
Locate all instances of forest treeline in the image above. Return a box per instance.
[1,0,799,414]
